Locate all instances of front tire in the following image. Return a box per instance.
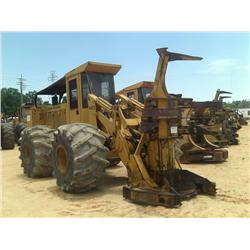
[52,123,110,193]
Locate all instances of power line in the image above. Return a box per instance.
[48,70,58,83]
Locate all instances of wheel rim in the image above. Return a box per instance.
[57,145,68,174]
[23,144,31,165]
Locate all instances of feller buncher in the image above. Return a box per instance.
[176,97,229,164]
[199,89,240,146]
[19,48,216,207]
[118,82,229,164]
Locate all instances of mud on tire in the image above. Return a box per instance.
[1,123,15,150]
[52,123,110,193]
[19,125,55,177]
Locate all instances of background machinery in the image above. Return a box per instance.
[1,102,31,149]
[118,82,230,164]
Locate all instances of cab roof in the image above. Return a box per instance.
[36,61,121,95]
[65,61,121,78]
[117,81,154,94]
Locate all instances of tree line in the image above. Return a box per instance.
[1,87,249,117]
[223,99,250,109]
[1,88,43,116]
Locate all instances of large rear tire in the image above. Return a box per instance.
[52,123,110,193]
[19,125,55,177]
[1,123,15,150]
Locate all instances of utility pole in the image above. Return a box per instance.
[17,74,27,119]
[48,70,58,104]
[48,70,58,83]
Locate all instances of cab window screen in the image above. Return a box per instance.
[127,91,135,99]
[101,81,109,98]
[69,79,78,109]
[82,72,115,104]
[139,87,152,103]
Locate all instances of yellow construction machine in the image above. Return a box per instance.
[19,48,216,207]
[118,82,229,164]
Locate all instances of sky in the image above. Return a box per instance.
[1,32,249,102]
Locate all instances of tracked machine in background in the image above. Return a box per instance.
[19,48,216,207]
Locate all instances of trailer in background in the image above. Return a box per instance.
[237,108,250,119]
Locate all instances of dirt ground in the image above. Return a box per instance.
[1,125,249,217]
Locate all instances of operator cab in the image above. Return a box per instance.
[36,62,120,105]
[35,61,121,124]
[117,81,185,104]
[117,81,154,103]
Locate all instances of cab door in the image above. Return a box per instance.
[66,76,81,123]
